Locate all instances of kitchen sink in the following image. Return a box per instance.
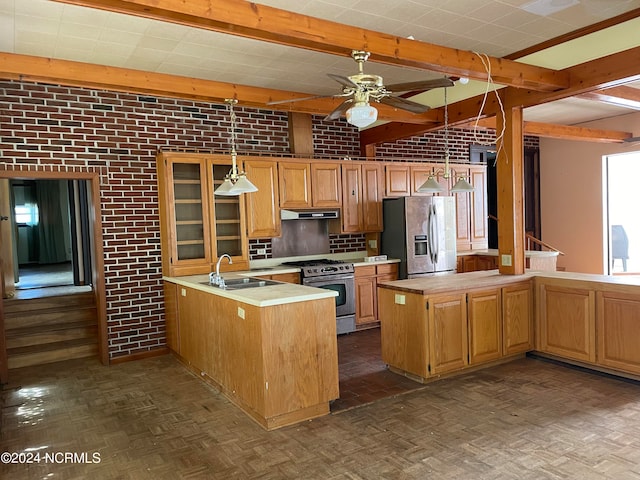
[200,277,281,290]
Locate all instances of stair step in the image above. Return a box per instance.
[7,338,99,369]
[4,306,97,330]
[3,292,95,315]
[6,322,98,349]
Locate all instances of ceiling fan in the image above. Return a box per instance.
[268,50,454,126]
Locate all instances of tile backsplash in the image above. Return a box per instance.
[249,234,366,260]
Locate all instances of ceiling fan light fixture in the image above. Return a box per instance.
[346,103,378,128]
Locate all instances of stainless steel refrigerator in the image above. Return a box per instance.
[381,196,457,279]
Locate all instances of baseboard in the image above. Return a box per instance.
[110,347,170,365]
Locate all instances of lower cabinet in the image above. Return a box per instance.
[428,293,468,374]
[596,291,640,375]
[467,289,502,365]
[355,263,398,327]
[379,280,534,381]
[502,282,533,355]
[537,282,596,363]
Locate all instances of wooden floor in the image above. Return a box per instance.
[3,349,640,478]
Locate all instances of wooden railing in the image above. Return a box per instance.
[487,214,564,256]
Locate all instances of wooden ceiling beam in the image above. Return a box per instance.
[578,86,640,110]
[53,0,568,92]
[0,53,441,124]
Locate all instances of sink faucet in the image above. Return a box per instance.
[210,254,232,286]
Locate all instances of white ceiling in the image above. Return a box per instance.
[1,0,640,128]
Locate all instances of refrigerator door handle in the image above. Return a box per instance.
[432,204,439,264]
[429,203,438,265]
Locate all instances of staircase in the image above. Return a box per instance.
[3,291,98,369]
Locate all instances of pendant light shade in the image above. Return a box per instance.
[417,175,445,193]
[450,176,475,193]
[213,99,258,197]
[346,103,378,128]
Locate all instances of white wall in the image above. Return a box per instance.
[540,111,640,274]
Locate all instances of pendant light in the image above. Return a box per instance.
[418,86,475,194]
[214,99,258,196]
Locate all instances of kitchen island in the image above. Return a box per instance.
[378,270,640,384]
[164,273,339,430]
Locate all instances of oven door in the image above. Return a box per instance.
[303,274,355,317]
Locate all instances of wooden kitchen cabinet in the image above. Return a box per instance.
[467,289,502,365]
[157,152,249,276]
[502,281,533,355]
[379,288,430,379]
[385,164,411,197]
[334,162,383,233]
[596,291,640,375]
[355,263,399,327]
[243,159,281,238]
[537,282,595,363]
[311,162,342,207]
[428,293,468,375]
[253,272,300,284]
[453,165,488,251]
[279,162,311,208]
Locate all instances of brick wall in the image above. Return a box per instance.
[0,79,537,359]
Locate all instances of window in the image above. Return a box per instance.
[15,203,39,226]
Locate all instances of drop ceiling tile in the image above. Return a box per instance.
[16,41,55,58]
[15,14,60,35]
[14,0,62,20]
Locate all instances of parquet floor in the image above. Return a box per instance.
[3,346,640,479]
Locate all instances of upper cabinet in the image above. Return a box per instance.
[311,162,342,208]
[157,151,249,276]
[335,162,383,233]
[385,164,411,197]
[243,159,281,238]
[279,162,311,208]
[453,165,488,251]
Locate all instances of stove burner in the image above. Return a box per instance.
[280,259,354,278]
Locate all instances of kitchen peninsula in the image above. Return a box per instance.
[163,272,340,430]
[378,270,640,383]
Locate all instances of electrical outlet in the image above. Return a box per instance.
[257,248,266,255]
[368,239,377,249]
[238,307,245,319]
[395,294,406,305]
[501,254,512,267]
[181,288,186,297]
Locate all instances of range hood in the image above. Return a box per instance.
[281,209,339,220]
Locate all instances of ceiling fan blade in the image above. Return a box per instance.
[385,78,454,92]
[267,94,333,106]
[324,99,353,121]
[623,136,640,143]
[327,73,359,89]
[379,95,430,114]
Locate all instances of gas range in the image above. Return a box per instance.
[280,259,355,278]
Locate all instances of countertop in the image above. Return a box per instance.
[378,269,640,296]
[457,249,559,258]
[164,273,338,307]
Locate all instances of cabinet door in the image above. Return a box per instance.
[157,153,212,276]
[279,162,311,208]
[210,159,249,269]
[411,165,448,196]
[341,163,364,233]
[428,293,468,374]
[311,163,341,207]
[502,282,533,355]
[361,163,384,232]
[385,165,411,197]
[244,160,281,238]
[596,291,640,375]
[452,166,472,251]
[355,275,377,325]
[538,283,595,362]
[470,166,488,250]
[468,289,502,365]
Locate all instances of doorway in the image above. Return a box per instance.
[8,179,93,297]
[0,171,109,381]
[605,151,640,274]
